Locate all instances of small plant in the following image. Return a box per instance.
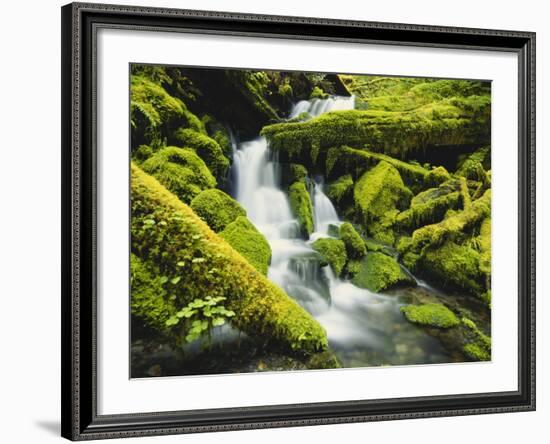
[165,296,236,345]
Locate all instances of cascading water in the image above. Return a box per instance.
[232,95,449,367]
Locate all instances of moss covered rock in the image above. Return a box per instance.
[461,317,491,361]
[130,75,204,149]
[261,96,490,163]
[354,161,413,244]
[173,128,230,178]
[339,222,367,259]
[141,146,216,203]
[131,163,327,353]
[288,181,314,237]
[190,189,246,232]
[219,216,272,275]
[312,238,347,277]
[425,166,451,187]
[327,174,354,207]
[401,303,460,328]
[352,252,415,292]
[419,241,484,297]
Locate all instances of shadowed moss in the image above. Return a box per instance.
[339,222,367,259]
[201,114,233,156]
[220,216,272,275]
[312,238,347,276]
[425,166,451,187]
[131,163,327,353]
[190,189,246,232]
[173,128,230,178]
[401,303,460,328]
[354,161,413,244]
[310,86,328,99]
[352,252,415,292]
[461,317,491,361]
[141,146,216,203]
[326,174,354,206]
[288,181,314,237]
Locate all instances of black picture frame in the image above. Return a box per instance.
[61,2,536,440]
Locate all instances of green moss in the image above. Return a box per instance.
[410,189,491,252]
[354,161,412,243]
[289,164,308,183]
[141,146,216,203]
[352,252,415,292]
[328,146,429,189]
[395,191,461,232]
[261,96,490,162]
[219,216,272,275]
[401,303,460,328]
[190,189,246,232]
[326,174,354,206]
[173,128,229,178]
[201,114,233,156]
[130,75,203,149]
[478,217,491,276]
[130,253,174,330]
[419,241,484,296]
[458,176,472,209]
[131,163,327,353]
[133,144,154,163]
[339,222,367,259]
[425,166,451,187]
[288,181,314,237]
[461,317,491,361]
[310,86,328,99]
[312,238,347,277]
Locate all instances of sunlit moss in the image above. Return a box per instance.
[141,146,216,204]
[395,191,461,232]
[288,181,314,237]
[312,238,347,276]
[173,128,229,178]
[131,163,327,353]
[352,252,415,292]
[461,317,491,361]
[339,222,367,259]
[220,216,272,275]
[401,303,460,328]
[354,161,412,243]
[190,189,246,232]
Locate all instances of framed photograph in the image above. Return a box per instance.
[61,2,536,440]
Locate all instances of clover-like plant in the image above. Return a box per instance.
[165,296,235,345]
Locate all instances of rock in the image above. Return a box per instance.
[400,303,460,328]
[312,238,347,277]
[190,189,246,232]
[352,252,416,292]
[288,181,314,237]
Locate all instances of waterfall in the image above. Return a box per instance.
[231,95,447,365]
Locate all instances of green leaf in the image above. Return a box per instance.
[176,261,186,267]
[192,257,206,263]
[212,317,225,327]
[170,276,181,284]
[159,276,168,284]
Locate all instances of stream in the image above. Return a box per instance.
[231,97,454,369]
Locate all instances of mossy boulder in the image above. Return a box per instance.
[425,166,451,187]
[339,222,367,259]
[141,146,216,203]
[461,317,491,361]
[190,189,246,232]
[288,181,314,237]
[219,216,272,275]
[401,303,460,328]
[172,128,230,178]
[354,161,413,244]
[419,241,485,297]
[352,252,415,292]
[130,75,204,149]
[312,238,347,277]
[131,163,327,353]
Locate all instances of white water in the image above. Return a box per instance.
[232,96,447,366]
